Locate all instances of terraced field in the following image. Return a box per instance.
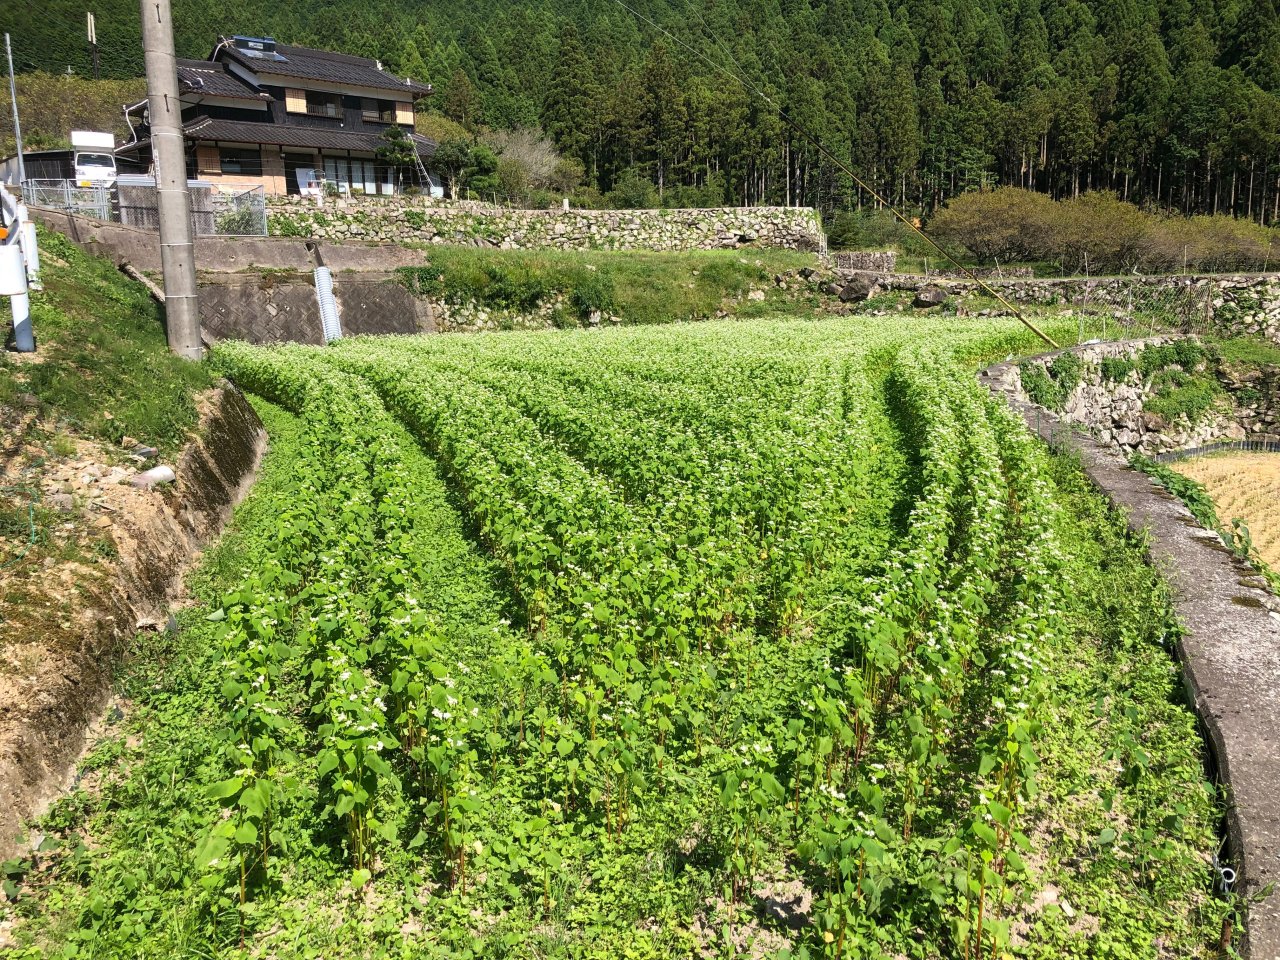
[8,317,1228,959]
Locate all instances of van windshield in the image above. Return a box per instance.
[76,154,115,168]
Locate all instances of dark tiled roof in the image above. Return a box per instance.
[119,118,437,157]
[176,59,272,101]
[219,40,432,96]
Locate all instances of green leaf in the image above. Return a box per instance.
[1097,828,1117,845]
[205,778,243,800]
[205,608,226,621]
[194,835,230,870]
[352,868,372,889]
[234,822,258,846]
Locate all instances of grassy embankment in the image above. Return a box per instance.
[395,245,822,326]
[0,227,211,455]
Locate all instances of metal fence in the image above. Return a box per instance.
[22,180,113,221]
[22,177,266,237]
[1152,439,1280,463]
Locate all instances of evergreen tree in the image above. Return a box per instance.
[542,26,596,165]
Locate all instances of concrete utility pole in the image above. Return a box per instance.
[139,0,200,359]
[5,34,25,187]
[87,13,99,81]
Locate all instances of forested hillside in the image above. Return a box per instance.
[4,0,1280,219]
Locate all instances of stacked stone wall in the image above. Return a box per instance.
[1001,338,1280,456]
[265,196,825,252]
[873,273,1280,344]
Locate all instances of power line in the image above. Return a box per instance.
[609,0,1059,348]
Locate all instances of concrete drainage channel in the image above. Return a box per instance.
[980,348,1280,957]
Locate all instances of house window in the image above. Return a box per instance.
[219,147,262,176]
[283,152,318,195]
[361,98,396,123]
[305,90,343,118]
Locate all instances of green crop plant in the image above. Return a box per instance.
[7,315,1232,959]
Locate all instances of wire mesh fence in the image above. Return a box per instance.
[22,180,113,221]
[1152,440,1280,463]
[23,177,267,237]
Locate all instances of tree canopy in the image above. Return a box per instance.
[6,0,1280,220]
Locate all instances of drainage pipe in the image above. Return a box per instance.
[314,266,342,343]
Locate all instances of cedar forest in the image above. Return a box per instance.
[6,0,1280,220]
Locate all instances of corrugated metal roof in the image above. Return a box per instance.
[177,59,272,101]
[219,40,432,96]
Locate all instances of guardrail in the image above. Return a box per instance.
[0,182,39,351]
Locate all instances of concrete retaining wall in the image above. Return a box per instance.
[980,352,1280,958]
[199,272,433,345]
[266,196,826,252]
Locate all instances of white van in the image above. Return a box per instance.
[71,131,117,186]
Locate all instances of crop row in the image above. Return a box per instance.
[209,332,1067,955]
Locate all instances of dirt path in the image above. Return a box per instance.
[1169,453,1280,570]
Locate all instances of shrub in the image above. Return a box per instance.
[930,187,1280,274]
[927,188,1056,263]
[1020,351,1083,410]
[1144,380,1223,423]
[549,158,585,196]
[1020,361,1063,408]
[1048,351,1083,395]
[1100,357,1136,382]
[607,170,658,210]
[569,271,617,320]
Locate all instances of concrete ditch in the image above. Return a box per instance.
[0,383,266,859]
[980,348,1280,957]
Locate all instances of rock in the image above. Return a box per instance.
[93,515,113,529]
[47,494,74,514]
[588,311,602,325]
[121,436,138,448]
[757,895,811,930]
[747,289,766,302]
[823,282,842,296]
[913,286,948,308]
[838,279,876,303]
[1141,412,1170,433]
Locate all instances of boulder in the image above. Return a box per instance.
[1141,411,1170,433]
[913,286,948,308]
[838,278,877,303]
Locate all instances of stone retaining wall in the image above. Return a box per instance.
[265,196,825,252]
[873,273,1280,343]
[831,251,896,272]
[998,338,1280,457]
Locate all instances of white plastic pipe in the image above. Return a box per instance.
[314,266,342,343]
[131,465,176,488]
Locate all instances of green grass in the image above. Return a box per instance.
[1021,452,1228,955]
[1209,336,1280,368]
[396,246,818,325]
[0,227,211,454]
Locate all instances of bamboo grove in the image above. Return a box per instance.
[185,317,1125,958]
